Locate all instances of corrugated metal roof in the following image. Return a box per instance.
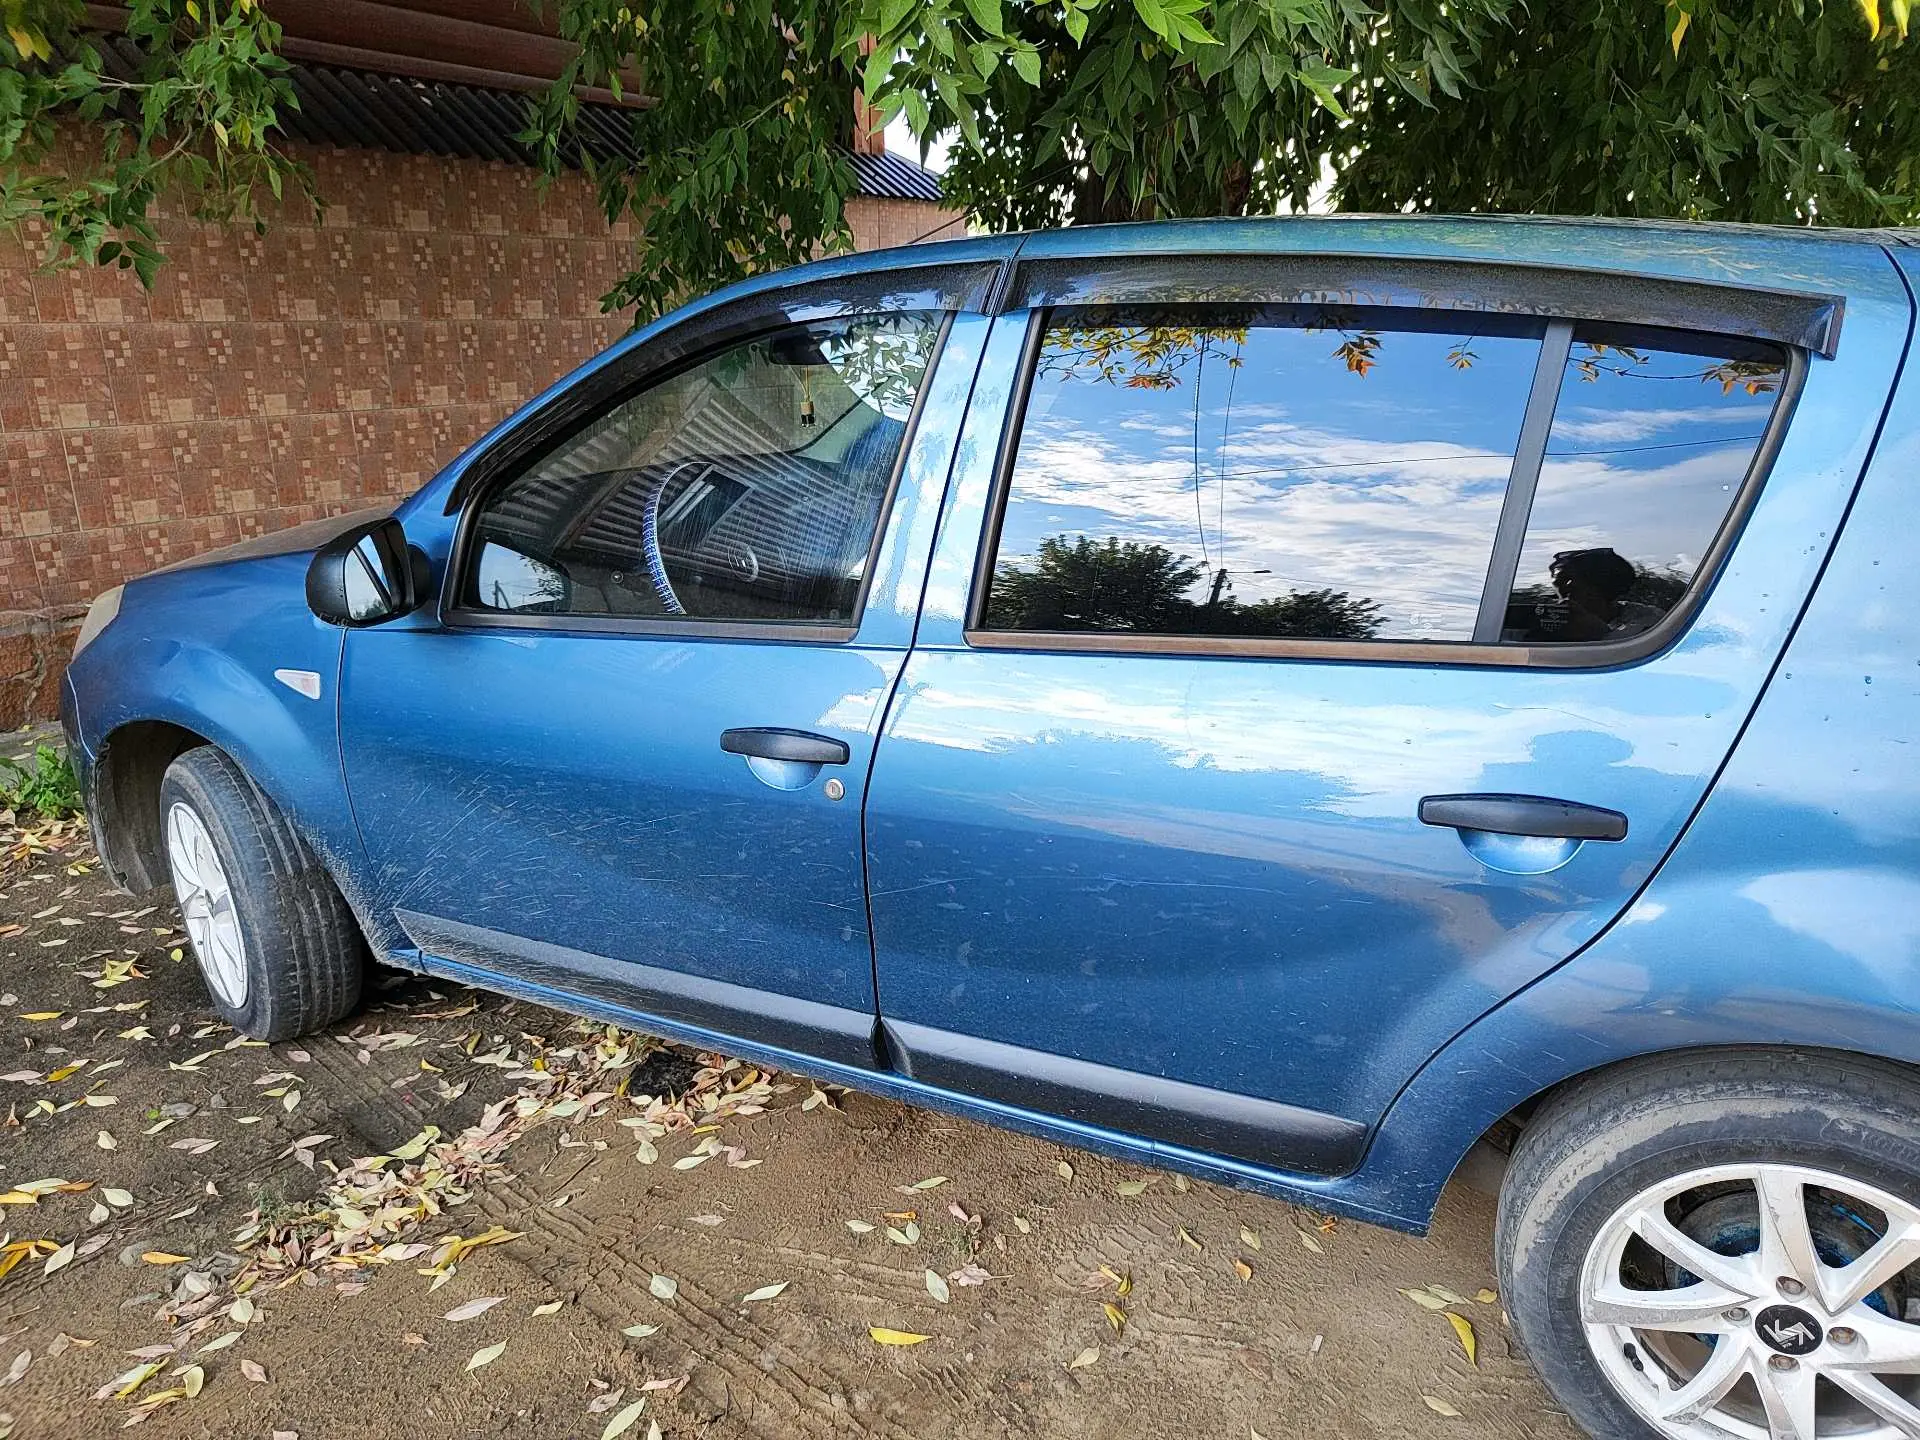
[93,35,947,204]
[846,150,945,205]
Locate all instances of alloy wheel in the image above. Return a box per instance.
[164,801,248,1008]
[1582,1161,1920,1438]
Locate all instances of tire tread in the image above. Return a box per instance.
[160,747,363,1040]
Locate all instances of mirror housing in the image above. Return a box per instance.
[305,517,432,627]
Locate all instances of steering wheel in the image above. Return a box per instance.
[639,467,688,616]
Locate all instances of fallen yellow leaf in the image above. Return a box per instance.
[141,1251,190,1265]
[1446,1310,1477,1366]
[868,1326,932,1346]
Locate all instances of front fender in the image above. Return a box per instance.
[65,552,387,946]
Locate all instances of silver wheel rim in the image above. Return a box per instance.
[1581,1161,1920,1439]
[165,801,248,1008]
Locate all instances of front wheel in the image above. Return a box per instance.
[1497,1049,1920,1440]
[160,747,365,1041]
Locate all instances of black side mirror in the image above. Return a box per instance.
[306,517,432,627]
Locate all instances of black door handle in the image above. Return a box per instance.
[720,727,850,766]
[1418,793,1628,842]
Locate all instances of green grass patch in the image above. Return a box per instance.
[0,742,82,821]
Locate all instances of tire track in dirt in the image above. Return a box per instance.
[466,1176,928,1440]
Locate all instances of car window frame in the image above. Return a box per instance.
[964,289,1810,670]
[441,264,984,644]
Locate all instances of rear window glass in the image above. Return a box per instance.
[982,305,1545,642]
[1500,325,1787,644]
[980,305,1787,655]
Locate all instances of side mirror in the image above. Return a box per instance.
[306,517,432,627]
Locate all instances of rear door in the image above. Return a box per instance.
[865,235,1908,1178]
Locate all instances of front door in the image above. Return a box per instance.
[866,267,1885,1178]
[339,307,962,1067]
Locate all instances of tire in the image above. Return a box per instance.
[1496,1048,1920,1440]
[159,746,364,1041]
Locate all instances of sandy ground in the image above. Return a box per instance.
[0,812,1582,1440]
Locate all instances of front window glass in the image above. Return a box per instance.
[982,305,1543,642]
[464,312,942,623]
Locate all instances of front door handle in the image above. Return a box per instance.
[720,727,850,766]
[1418,793,1628,842]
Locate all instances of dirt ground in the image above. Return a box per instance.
[0,807,1582,1440]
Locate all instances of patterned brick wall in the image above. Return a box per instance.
[0,139,963,724]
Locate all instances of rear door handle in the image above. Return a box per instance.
[720,727,850,766]
[1418,793,1628,842]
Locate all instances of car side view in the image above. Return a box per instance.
[60,215,1920,1440]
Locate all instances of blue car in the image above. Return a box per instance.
[61,217,1920,1439]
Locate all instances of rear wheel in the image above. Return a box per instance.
[1497,1049,1920,1440]
[159,747,364,1040]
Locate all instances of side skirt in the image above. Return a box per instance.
[395,909,880,1071]
[882,1019,1367,1179]
[394,923,1413,1232]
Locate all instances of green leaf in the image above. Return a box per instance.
[1260,48,1292,93]
[862,47,893,102]
[962,0,1004,37]
[1133,0,1170,42]
[1011,45,1041,86]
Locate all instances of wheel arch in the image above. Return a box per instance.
[1455,1041,1920,1187]
[91,718,212,892]
[1357,1028,1920,1231]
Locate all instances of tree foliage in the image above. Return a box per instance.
[1336,0,1920,226]
[0,0,312,285]
[872,0,1916,232]
[521,0,859,318]
[857,0,1509,228]
[1,0,1914,306]
[986,534,1385,639]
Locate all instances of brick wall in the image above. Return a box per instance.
[0,140,963,726]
